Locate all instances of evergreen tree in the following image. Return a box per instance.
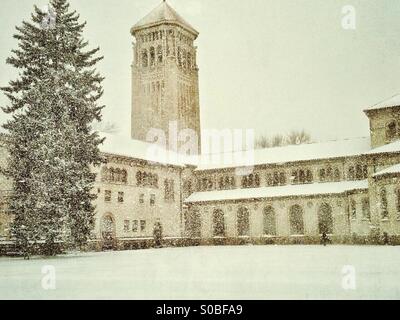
[1,0,105,256]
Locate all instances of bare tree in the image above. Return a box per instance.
[256,130,312,149]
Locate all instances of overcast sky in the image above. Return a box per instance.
[1,0,400,143]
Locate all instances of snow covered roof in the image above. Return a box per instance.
[185,180,369,203]
[373,163,400,178]
[131,1,198,36]
[195,137,371,171]
[99,133,185,167]
[363,139,400,156]
[365,94,400,112]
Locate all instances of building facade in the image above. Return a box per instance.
[1,1,400,250]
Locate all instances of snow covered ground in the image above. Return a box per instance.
[0,245,399,300]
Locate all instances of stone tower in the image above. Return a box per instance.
[131,1,201,153]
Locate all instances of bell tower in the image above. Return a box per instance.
[130,1,201,153]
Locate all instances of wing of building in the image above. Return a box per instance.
[1,1,400,249]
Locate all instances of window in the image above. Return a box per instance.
[101,167,128,183]
[118,192,124,203]
[136,171,158,188]
[397,189,400,219]
[140,220,146,232]
[213,210,225,237]
[237,207,250,236]
[289,205,304,235]
[164,179,175,201]
[157,45,163,63]
[139,194,144,204]
[348,166,355,180]
[150,47,155,66]
[105,190,111,202]
[351,200,356,220]
[305,170,313,184]
[334,168,341,181]
[142,49,148,67]
[319,168,326,182]
[123,220,130,232]
[132,220,138,232]
[150,194,155,206]
[263,206,276,236]
[241,174,260,188]
[318,203,333,234]
[362,198,371,221]
[381,188,389,219]
[386,121,397,140]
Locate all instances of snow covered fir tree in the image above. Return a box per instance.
[0,0,400,255]
[0,0,104,256]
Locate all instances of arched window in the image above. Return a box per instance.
[157,45,163,63]
[237,207,250,236]
[362,165,368,179]
[136,171,142,186]
[350,199,356,220]
[289,205,304,235]
[115,168,121,182]
[318,203,333,234]
[380,188,389,219]
[386,121,397,139]
[279,172,286,185]
[362,198,370,221]
[141,49,148,67]
[177,47,182,66]
[185,209,201,238]
[150,47,155,66]
[306,170,313,184]
[348,166,355,180]
[213,209,225,237]
[396,189,400,220]
[273,172,279,186]
[326,167,332,181]
[334,168,340,181]
[299,170,305,184]
[319,168,326,182]
[356,165,363,180]
[110,167,115,182]
[187,52,192,69]
[121,169,127,183]
[263,206,276,236]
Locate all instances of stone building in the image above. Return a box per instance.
[0,1,400,249]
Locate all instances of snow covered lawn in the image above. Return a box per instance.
[0,245,399,300]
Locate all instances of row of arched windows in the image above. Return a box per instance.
[348,164,368,181]
[218,176,236,190]
[198,177,214,192]
[142,46,163,67]
[241,174,261,189]
[292,169,313,184]
[319,167,341,182]
[185,204,335,239]
[177,47,194,70]
[140,30,166,43]
[349,198,371,221]
[266,172,286,186]
[101,167,127,184]
[136,171,158,188]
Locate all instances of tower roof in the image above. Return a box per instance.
[131,1,198,37]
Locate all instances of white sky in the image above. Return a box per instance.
[1,0,400,142]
